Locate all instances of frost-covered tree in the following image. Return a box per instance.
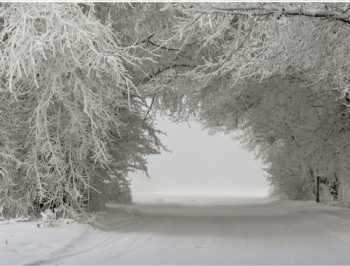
[152,3,350,202]
[230,79,350,201]
[0,3,163,221]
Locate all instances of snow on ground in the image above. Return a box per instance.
[0,220,91,265]
[2,197,350,265]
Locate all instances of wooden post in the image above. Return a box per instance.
[316,176,320,203]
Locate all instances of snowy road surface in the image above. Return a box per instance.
[2,197,350,265]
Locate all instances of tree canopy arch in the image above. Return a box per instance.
[1,2,350,222]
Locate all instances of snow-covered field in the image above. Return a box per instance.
[2,197,350,265]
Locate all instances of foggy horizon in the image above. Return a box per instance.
[131,116,269,200]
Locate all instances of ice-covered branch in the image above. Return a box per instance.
[0,3,164,222]
[189,3,350,24]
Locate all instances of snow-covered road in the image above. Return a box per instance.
[3,197,350,265]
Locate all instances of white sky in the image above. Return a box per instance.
[130,116,270,199]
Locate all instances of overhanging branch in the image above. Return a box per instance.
[207,4,350,24]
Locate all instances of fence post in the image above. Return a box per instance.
[316,176,320,203]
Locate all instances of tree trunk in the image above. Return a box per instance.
[316,176,320,203]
